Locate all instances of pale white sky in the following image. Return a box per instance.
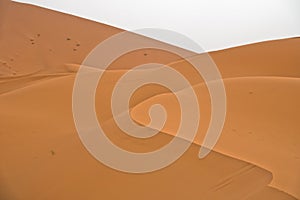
[14,0,300,52]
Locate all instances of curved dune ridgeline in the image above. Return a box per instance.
[0,1,299,199]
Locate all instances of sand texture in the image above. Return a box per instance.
[0,1,299,199]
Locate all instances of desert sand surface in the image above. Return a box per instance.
[0,0,299,199]
[246,186,297,200]
[131,38,300,198]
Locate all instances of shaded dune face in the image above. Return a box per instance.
[131,38,300,198]
[132,76,300,198]
[0,1,299,200]
[0,75,272,199]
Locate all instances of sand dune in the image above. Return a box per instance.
[0,1,299,199]
[246,187,297,200]
[0,75,272,200]
[132,76,300,198]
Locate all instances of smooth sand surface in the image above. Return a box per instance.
[246,187,297,200]
[132,76,300,197]
[0,74,272,200]
[132,40,300,198]
[0,1,299,199]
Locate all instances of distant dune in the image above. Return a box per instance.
[0,1,299,199]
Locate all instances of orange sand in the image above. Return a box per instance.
[0,1,299,199]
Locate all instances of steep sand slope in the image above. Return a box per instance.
[0,1,299,199]
[0,75,272,200]
[131,36,300,199]
[131,42,300,198]
[132,77,300,198]
[0,0,196,78]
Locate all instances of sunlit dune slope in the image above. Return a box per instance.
[0,1,299,200]
[131,42,300,198]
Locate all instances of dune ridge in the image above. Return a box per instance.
[0,1,299,199]
[132,76,300,198]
